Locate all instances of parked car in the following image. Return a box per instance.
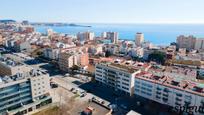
[120,104,128,110]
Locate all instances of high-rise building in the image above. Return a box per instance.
[106,32,118,44]
[0,69,52,115]
[194,38,204,50]
[101,32,107,38]
[47,29,54,36]
[176,35,196,50]
[77,32,95,42]
[135,33,144,46]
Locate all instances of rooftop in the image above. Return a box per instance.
[135,71,204,97]
[0,69,47,86]
[99,61,140,73]
[0,56,23,67]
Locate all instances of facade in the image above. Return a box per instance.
[5,40,31,52]
[0,34,3,45]
[95,62,140,96]
[106,32,118,44]
[58,51,77,72]
[77,53,89,66]
[194,38,204,50]
[129,47,144,58]
[58,50,89,72]
[14,41,31,52]
[0,57,32,76]
[135,33,144,46]
[101,32,107,38]
[176,35,196,50]
[0,69,52,115]
[43,48,60,60]
[77,32,95,43]
[134,72,204,115]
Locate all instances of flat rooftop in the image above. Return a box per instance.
[0,56,23,67]
[0,69,47,86]
[99,61,140,73]
[135,71,204,97]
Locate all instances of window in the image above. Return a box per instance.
[122,86,129,90]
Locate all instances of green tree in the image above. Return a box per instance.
[105,50,112,57]
[148,51,166,64]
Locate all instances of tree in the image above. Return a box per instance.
[105,50,112,57]
[148,51,166,65]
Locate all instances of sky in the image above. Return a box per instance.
[1,0,204,24]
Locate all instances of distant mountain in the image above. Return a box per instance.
[69,23,91,27]
[31,22,91,27]
[0,20,16,23]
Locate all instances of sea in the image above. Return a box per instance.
[34,23,204,45]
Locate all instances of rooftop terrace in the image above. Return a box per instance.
[0,69,47,86]
[135,71,204,97]
[0,57,23,67]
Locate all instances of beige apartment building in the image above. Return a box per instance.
[135,33,144,46]
[0,57,32,76]
[176,35,196,50]
[58,51,89,72]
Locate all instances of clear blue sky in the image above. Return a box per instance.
[1,0,204,23]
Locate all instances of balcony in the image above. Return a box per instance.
[156,91,161,95]
[175,97,182,102]
[162,97,168,102]
[176,93,182,97]
[156,87,162,91]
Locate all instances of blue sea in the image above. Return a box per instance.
[34,23,204,45]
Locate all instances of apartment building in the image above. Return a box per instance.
[77,31,95,43]
[129,47,144,58]
[195,38,204,50]
[106,32,119,44]
[77,52,89,66]
[58,51,77,72]
[176,35,196,50]
[135,33,144,46]
[43,48,60,60]
[134,71,204,115]
[0,57,32,76]
[59,50,89,72]
[95,62,141,96]
[0,69,52,115]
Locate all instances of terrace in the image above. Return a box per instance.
[135,71,204,97]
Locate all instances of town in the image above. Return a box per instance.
[0,20,204,115]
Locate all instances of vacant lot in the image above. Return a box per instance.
[33,106,60,115]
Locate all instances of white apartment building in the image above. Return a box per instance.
[129,47,144,58]
[135,33,144,46]
[134,72,204,115]
[0,69,51,115]
[43,48,60,60]
[95,62,141,96]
